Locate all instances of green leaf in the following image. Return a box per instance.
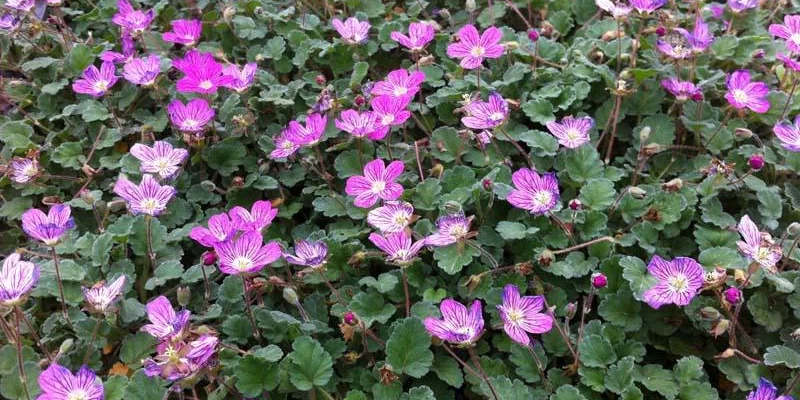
[123,370,167,400]
[563,146,603,183]
[412,179,442,211]
[312,196,349,217]
[400,386,436,400]
[757,189,783,225]
[287,336,334,390]
[91,233,114,267]
[145,260,184,290]
[222,315,254,344]
[579,179,616,210]
[350,61,370,87]
[598,288,642,332]
[548,252,597,279]
[673,356,705,384]
[265,36,286,59]
[359,273,399,293]
[495,221,539,240]
[233,16,267,39]
[203,139,247,175]
[747,290,785,332]
[52,141,88,169]
[119,332,157,365]
[551,385,588,400]
[350,291,396,327]
[510,343,547,383]
[578,334,617,368]
[698,247,746,270]
[620,256,655,300]
[235,355,281,396]
[0,121,35,150]
[764,345,800,368]
[635,364,679,399]
[431,355,463,387]
[433,244,480,275]
[67,43,94,75]
[21,57,59,71]
[522,98,556,124]
[386,317,433,378]
[605,357,635,394]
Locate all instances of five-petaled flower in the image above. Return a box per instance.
[72,61,119,98]
[0,253,39,307]
[229,200,278,232]
[425,214,474,247]
[497,284,553,346]
[507,168,560,215]
[213,231,282,275]
[369,231,426,264]
[332,17,370,44]
[769,15,800,53]
[174,50,233,94]
[113,174,176,216]
[446,24,505,70]
[284,240,329,269]
[9,157,39,184]
[367,201,414,234]
[745,377,794,400]
[642,255,705,309]
[737,215,782,273]
[189,213,239,248]
[461,92,509,130]
[424,299,485,346]
[391,22,435,52]
[141,295,191,340]
[545,116,594,149]
[21,204,75,246]
[222,62,258,93]
[345,158,405,208]
[371,69,425,99]
[725,70,770,113]
[370,95,411,140]
[130,140,189,179]
[112,0,154,34]
[168,98,216,132]
[163,19,202,46]
[335,109,381,140]
[122,54,162,86]
[661,78,703,102]
[269,129,301,159]
[83,275,126,314]
[774,116,800,152]
[38,363,105,400]
[143,334,218,381]
[285,113,328,147]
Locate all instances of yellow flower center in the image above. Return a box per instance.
[393,214,409,226]
[393,87,407,97]
[470,46,486,57]
[667,274,689,293]
[533,191,552,207]
[199,80,213,90]
[232,257,253,271]
[183,119,198,129]
[93,80,109,93]
[67,391,88,400]
[382,114,395,125]
[506,309,524,326]
[371,181,386,193]
[141,199,159,214]
[733,90,749,104]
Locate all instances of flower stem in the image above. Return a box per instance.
[13,308,31,400]
[781,78,798,120]
[467,347,500,400]
[49,246,74,330]
[137,215,156,302]
[18,309,52,363]
[784,371,800,397]
[318,269,345,305]
[83,318,102,365]
[241,275,261,339]
[604,93,623,164]
[442,344,482,380]
[201,264,211,313]
[544,300,579,364]
[401,267,411,317]
[552,236,615,255]
[525,344,548,385]
[704,109,732,148]
[499,127,534,168]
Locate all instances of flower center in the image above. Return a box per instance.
[199,80,213,90]
[733,90,749,103]
[394,249,409,260]
[371,180,386,193]
[454,326,475,342]
[141,198,159,214]
[755,246,773,262]
[667,274,689,293]
[393,214,409,226]
[93,80,109,93]
[470,46,486,57]
[154,158,170,173]
[792,33,800,45]
[533,191,552,207]
[21,164,37,177]
[489,112,505,123]
[506,309,524,326]
[449,225,467,239]
[281,141,295,149]
[232,257,253,271]
[393,86,408,97]
[67,390,88,400]
[566,129,580,141]
[381,114,395,125]
[182,119,198,129]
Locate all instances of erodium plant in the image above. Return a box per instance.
[2,0,800,399]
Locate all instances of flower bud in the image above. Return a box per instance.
[734,127,753,139]
[514,261,534,275]
[639,126,651,142]
[788,222,800,235]
[540,22,553,38]
[254,6,264,14]
[700,306,721,319]
[344,351,360,364]
[709,319,730,338]
[223,6,236,22]
[656,26,666,36]
[60,338,74,354]
[315,74,326,85]
[465,0,476,12]
[662,178,683,192]
[202,251,217,265]
[723,287,742,304]
[200,180,216,191]
[751,49,765,59]
[792,327,800,340]
[628,186,647,199]
[443,200,463,214]
[528,29,539,42]
[177,287,191,307]
[503,41,519,50]
[417,55,436,66]
[354,95,366,107]
[748,154,765,171]
[254,53,265,62]
[591,272,608,289]
[538,249,554,267]
[569,199,583,210]
[343,311,358,326]
[565,302,577,319]
[691,92,704,101]
[283,287,299,304]
[482,178,493,191]
[232,176,245,188]
[80,190,95,205]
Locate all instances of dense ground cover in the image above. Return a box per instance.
[2,0,800,398]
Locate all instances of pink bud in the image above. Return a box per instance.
[569,199,582,210]
[527,29,539,42]
[482,178,493,191]
[591,272,608,289]
[748,154,765,171]
[202,251,217,265]
[656,26,666,37]
[315,75,326,85]
[354,95,366,107]
[724,287,742,304]
[691,92,704,101]
[344,311,358,326]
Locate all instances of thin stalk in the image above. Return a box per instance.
[317,387,335,400]
[468,347,500,400]
[414,140,426,182]
[401,267,411,317]
[83,319,102,365]
[50,247,74,329]
[14,308,31,400]
[604,94,623,164]
[704,109,732,147]
[442,344,482,380]
[499,127,533,168]
[241,275,261,339]
[782,79,798,120]
[18,310,52,363]
[525,344,548,384]
[552,236,615,255]
[201,264,211,312]
[318,270,345,305]
[544,301,579,363]
[616,19,623,74]
[784,371,800,396]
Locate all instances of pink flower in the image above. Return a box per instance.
[390,22,435,52]
[130,140,188,179]
[213,231,282,275]
[222,62,257,93]
[425,214,473,247]
[101,33,136,64]
[122,54,162,86]
[642,256,704,309]
[9,157,39,184]
[462,92,509,130]
[163,19,202,46]
[545,116,594,148]
[661,78,703,102]
[777,52,800,72]
[595,0,632,19]
[497,284,552,346]
[229,200,278,232]
[774,116,800,152]
[72,61,119,98]
[367,201,414,233]
[112,0,154,35]
[285,113,328,146]
[737,214,782,273]
[370,95,411,140]
[113,174,175,216]
[332,17,370,44]
[269,129,301,159]
[168,98,215,132]
[5,0,34,11]
[507,168,560,215]
[725,70,770,114]
[446,24,505,70]
[174,50,233,94]
[424,299,484,345]
[345,158,405,208]
[371,69,425,99]
[770,15,800,52]
[189,213,238,248]
[369,231,426,264]
[335,109,382,140]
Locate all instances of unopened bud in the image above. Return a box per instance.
[223,6,236,22]
[639,126,651,142]
[315,75,326,85]
[788,222,800,235]
[177,287,191,307]
[443,200,462,214]
[662,178,683,192]
[719,347,736,358]
[503,41,519,50]
[430,163,444,177]
[538,249,554,267]
[591,272,608,289]
[283,287,299,304]
[700,307,721,319]
[723,287,742,304]
[528,29,539,42]
[231,176,245,189]
[200,180,216,191]
[656,26,666,36]
[80,190,95,205]
[565,303,577,319]
[482,178,493,191]
[60,338,74,354]
[202,251,217,265]
[691,92,704,101]
[710,319,730,338]
[417,55,435,66]
[569,199,583,210]
[629,186,647,199]
[734,127,753,139]
[792,327,800,340]
[748,154,765,171]
[751,49,765,59]
[254,6,264,14]
[344,351,360,363]
[254,53,265,62]
[354,95,366,107]
[464,274,482,292]
[514,261,534,275]
[344,311,358,326]
[540,22,554,37]
[465,0,476,12]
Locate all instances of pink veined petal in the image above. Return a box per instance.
[504,323,531,345]
[727,70,751,89]
[446,42,472,58]
[362,159,387,182]
[353,192,380,208]
[769,24,791,39]
[382,160,405,181]
[345,175,373,196]
[460,56,484,70]
[457,24,481,47]
[479,26,502,47]
[643,282,673,309]
[146,296,176,326]
[482,43,505,59]
[519,312,554,334]
[38,363,75,396]
[646,255,674,281]
[738,214,762,248]
[439,298,468,322]
[379,182,404,201]
[423,317,452,341]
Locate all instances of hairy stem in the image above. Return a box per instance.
[468,347,500,400]
[50,246,74,329]
[241,275,262,339]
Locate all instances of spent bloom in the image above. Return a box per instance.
[446,24,505,70]
[391,22,435,52]
[0,253,39,307]
[371,69,425,99]
[269,130,301,159]
[661,78,703,102]
[630,0,665,13]
[285,113,328,146]
[345,158,405,208]
[122,54,162,86]
[367,201,414,234]
[21,204,74,246]
[728,0,758,12]
[336,109,381,140]
[141,295,191,340]
[162,19,202,46]
[83,275,126,314]
[130,140,189,179]
[545,116,594,149]
[677,16,714,53]
[4,0,34,11]
[737,215,782,273]
[725,70,770,114]
[497,284,553,346]
[112,0,154,34]
[595,0,632,19]
[174,50,232,94]
[168,98,215,132]
[424,299,484,346]
[642,256,705,309]
[100,33,136,64]
[143,334,218,381]
[507,168,560,215]
[774,116,800,152]
[113,174,176,216]
[229,200,278,232]
[72,61,119,98]
[332,17,370,44]
[9,157,39,183]
[222,62,257,93]
[284,240,329,269]
[770,15,800,53]
[746,378,794,400]
[369,231,426,264]
[189,213,239,248]
[38,364,104,400]
[213,231,282,275]
[426,214,474,247]
[370,95,412,139]
[777,52,800,72]
[462,92,509,130]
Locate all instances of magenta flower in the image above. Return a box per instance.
[462,92,509,130]
[0,14,21,31]
[112,0,154,34]
[345,158,405,208]
[83,275,126,314]
[122,54,162,86]
[21,204,74,246]
[391,22,435,52]
[777,52,800,72]
[770,15,800,52]
[174,50,232,94]
[725,70,770,114]
[113,174,176,216]
[332,17,370,44]
[746,378,794,400]
[168,98,215,132]
[367,201,414,234]
[0,253,39,307]
[285,113,328,146]
[141,295,191,340]
[284,240,328,269]
[424,299,484,346]
[737,215,782,273]
[661,78,703,102]
[335,109,381,140]
[426,214,473,247]
[370,95,411,139]
[545,116,594,149]
[676,16,714,53]
[269,129,301,159]
[446,24,504,70]
[728,0,758,12]
[630,0,665,13]
[100,33,136,64]
[72,61,119,98]
[369,231,426,264]
[656,40,693,59]
[5,0,34,11]
[38,364,104,400]
[642,256,704,309]
[371,69,425,99]
[774,116,800,152]
[229,200,278,232]
[595,0,632,18]
[9,157,39,183]
[222,62,257,93]
[163,19,202,46]
[144,334,218,381]
[507,168,560,215]
[213,231,282,275]
[130,140,189,179]
[190,213,239,248]
[497,284,552,346]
